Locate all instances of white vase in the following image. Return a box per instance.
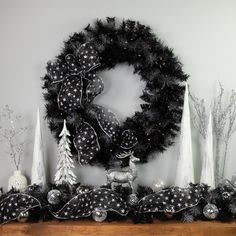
[8,170,28,191]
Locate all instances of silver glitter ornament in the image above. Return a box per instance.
[17,211,29,223]
[76,186,90,195]
[164,205,175,219]
[92,208,107,222]
[203,203,219,220]
[152,179,165,192]
[47,189,61,205]
[222,191,232,200]
[127,193,139,206]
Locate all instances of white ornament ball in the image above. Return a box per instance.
[152,179,165,192]
[8,170,28,192]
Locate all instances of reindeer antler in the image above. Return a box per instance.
[116,150,133,159]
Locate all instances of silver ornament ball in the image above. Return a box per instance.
[164,205,175,219]
[222,191,232,200]
[17,211,29,223]
[152,179,165,192]
[92,208,107,222]
[127,193,139,206]
[47,189,61,205]
[203,203,219,220]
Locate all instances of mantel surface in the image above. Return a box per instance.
[1,220,236,236]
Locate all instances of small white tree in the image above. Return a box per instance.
[54,120,76,186]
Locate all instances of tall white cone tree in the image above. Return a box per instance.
[175,83,195,187]
[200,112,215,188]
[31,108,47,187]
[54,120,76,186]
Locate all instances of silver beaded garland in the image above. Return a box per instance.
[203,203,219,220]
[47,189,61,205]
[92,208,107,222]
[17,211,29,223]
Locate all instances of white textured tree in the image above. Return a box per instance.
[31,108,46,188]
[175,83,195,188]
[54,120,77,186]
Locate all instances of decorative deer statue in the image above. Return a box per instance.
[106,151,140,193]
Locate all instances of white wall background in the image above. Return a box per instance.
[0,0,236,191]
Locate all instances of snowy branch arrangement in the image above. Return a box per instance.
[212,85,236,182]
[191,84,236,185]
[0,105,28,170]
[190,93,207,139]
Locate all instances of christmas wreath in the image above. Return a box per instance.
[43,17,188,167]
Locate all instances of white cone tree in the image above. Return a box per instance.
[31,108,47,188]
[175,83,195,187]
[200,112,215,188]
[54,120,77,186]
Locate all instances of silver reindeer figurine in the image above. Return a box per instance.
[106,151,140,193]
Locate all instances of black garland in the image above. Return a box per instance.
[1,182,236,225]
[42,17,188,167]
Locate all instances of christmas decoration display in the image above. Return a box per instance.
[175,84,194,187]
[200,112,215,188]
[43,17,187,168]
[106,151,139,192]
[31,108,47,188]
[54,120,76,186]
[2,17,236,227]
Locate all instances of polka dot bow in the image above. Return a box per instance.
[73,105,139,165]
[52,188,128,220]
[0,193,41,224]
[139,184,205,214]
[47,43,103,113]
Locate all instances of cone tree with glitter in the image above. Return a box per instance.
[31,108,47,188]
[175,83,194,187]
[54,120,76,186]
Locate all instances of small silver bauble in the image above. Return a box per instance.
[47,189,61,205]
[164,205,175,219]
[203,203,219,220]
[17,211,29,223]
[76,186,90,195]
[92,208,107,222]
[127,193,139,206]
[222,192,232,201]
[152,179,165,192]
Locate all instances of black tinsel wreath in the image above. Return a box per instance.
[42,17,188,167]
